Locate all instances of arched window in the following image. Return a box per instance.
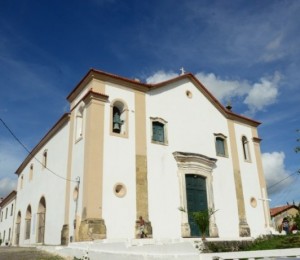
[75,103,84,141]
[25,205,32,240]
[214,133,228,157]
[29,164,34,181]
[242,136,251,161]
[20,175,24,189]
[37,197,46,243]
[43,150,48,168]
[111,100,128,136]
[15,211,21,245]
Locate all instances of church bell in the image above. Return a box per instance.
[113,113,123,131]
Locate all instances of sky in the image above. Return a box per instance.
[0,0,299,208]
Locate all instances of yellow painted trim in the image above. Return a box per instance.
[81,92,106,219]
[227,120,249,235]
[70,78,106,110]
[251,127,271,227]
[135,91,150,221]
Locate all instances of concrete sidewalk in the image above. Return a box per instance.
[40,239,201,260]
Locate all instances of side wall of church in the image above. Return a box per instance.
[15,121,70,245]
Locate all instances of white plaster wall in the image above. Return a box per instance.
[68,112,86,240]
[234,123,266,237]
[102,83,137,239]
[15,121,70,245]
[0,198,16,245]
[212,156,240,238]
[146,79,240,239]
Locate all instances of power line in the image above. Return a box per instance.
[270,175,300,206]
[267,170,300,191]
[0,117,77,183]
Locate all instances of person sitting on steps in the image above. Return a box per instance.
[139,216,147,238]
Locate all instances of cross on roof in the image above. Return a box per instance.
[180,67,185,75]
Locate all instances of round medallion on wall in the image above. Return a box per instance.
[114,183,127,198]
[250,197,257,208]
[186,90,193,99]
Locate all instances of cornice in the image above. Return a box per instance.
[173,151,217,171]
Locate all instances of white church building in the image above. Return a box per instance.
[12,69,271,246]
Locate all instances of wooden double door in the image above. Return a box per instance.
[185,174,208,237]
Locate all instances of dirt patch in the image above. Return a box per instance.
[0,247,67,260]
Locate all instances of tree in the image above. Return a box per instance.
[192,209,217,239]
[290,204,300,231]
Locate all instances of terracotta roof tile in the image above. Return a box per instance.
[270,205,299,217]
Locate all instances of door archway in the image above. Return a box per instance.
[185,174,208,237]
[173,151,219,238]
[25,205,32,240]
[37,197,46,243]
[15,211,21,245]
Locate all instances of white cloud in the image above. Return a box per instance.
[266,35,283,51]
[196,71,281,115]
[262,151,292,195]
[195,72,250,102]
[146,70,178,84]
[145,70,281,115]
[244,72,280,115]
[260,34,285,62]
[0,177,17,198]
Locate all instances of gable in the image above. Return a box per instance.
[150,73,260,127]
[67,69,260,128]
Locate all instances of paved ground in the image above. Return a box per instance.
[0,247,67,260]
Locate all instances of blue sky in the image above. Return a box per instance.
[0,0,299,207]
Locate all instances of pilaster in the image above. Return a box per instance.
[78,91,108,240]
[227,120,251,237]
[135,91,152,238]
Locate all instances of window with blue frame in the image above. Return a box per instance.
[214,133,228,157]
[216,137,225,156]
[151,117,168,145]
[152,121,164,143]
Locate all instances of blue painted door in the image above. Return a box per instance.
[185,174,208,237]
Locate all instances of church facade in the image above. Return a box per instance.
[13,69,271,245]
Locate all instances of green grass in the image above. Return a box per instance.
[204,233,300,252]
[243,234,300,251]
